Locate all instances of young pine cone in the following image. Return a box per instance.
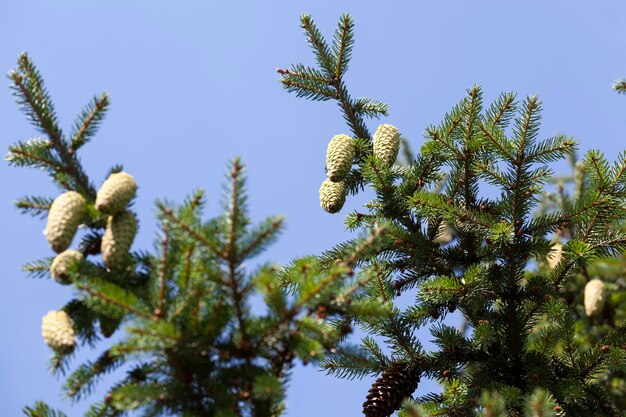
[95,172,137,214]
[363,362,420,417]
[584,278,605,317]
[50,250,83,285]
[41,310,76,354]
[44,191,87,253]
[319,178,346,214]
[326,134,355,182]
[372,124,400,167]
[101,210,138,270]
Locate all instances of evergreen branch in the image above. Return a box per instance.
[156,225,170,317]
[478,123,514,160]
[332,14,355,77]
[299,13,337,77]
[425,127,465,160]
[9,53,60,139]
[64,349,123,400]
[612,78,626,94]
[158,204,224,258]
[225,158,247,260]
[9,53,96,197]
[278,67,338,102]
[77,281,156,321]
[513,95,541,151]
[70,93,110,152]
[353,97,390,119]
[485,92,517,129]
[239,216,285,261]
[15,195,53,218]
[22,257,54,279]
[23,402,68,417]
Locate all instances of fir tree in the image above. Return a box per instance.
[7,53,389,417]
[278,13,626,417]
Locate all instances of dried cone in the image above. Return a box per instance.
[372,124,400,167]
[101,210,138,270]
[96,172,137,214]
[326,134,355,182]
[50,250,83,285]
[547,243,562,269]
[319,178,346,214]
[363,362,420,417]
[584,278,605,317]
[41,310,76,354]
[44,191,87,253]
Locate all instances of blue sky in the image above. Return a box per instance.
[1,1,626,416]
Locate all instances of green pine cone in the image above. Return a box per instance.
[319,178,346,213]
[584,278,606,317]
[101,210,138,270]
[41,310,76,354]
[372,124,400,167]
[326,134,355,182]
[50,250,83,285]
[95,172,137,214]
[44,191,87,253]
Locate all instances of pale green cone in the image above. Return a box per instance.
[41,310,76,354]
[50,250,83,285]
[326,134,355,182]
[319,178,346,213]
[584,278,605,317]
[372,124,400,167]
[95,172,137,214]
[101,210,138,270]
[44,191,87,253]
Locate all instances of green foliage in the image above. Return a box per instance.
[281,13,626,417]
[7,54,376,417]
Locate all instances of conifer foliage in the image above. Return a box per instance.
[8,53,385,417]
[279,13,626,417]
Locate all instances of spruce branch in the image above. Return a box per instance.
[8,53,95,197]
[23,402,68,417]
[70,93,110,152]
[612,78,626,94]
[15,195,53,218]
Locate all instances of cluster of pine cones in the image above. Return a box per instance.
[41,172,138,354]
[548,243,606,316]
[319,124,400,213]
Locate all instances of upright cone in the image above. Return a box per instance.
[50,250,83,285]
[44,191,86,253]
[101,210,138,270]
[326,134,355,182]
[41,310,76,354]
[372,124,400,167]
[584,278,605,317]
[363,362,420,417]
[95,172,137,214]
[319,178,346,213]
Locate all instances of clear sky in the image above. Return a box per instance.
[2,1,626,416]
